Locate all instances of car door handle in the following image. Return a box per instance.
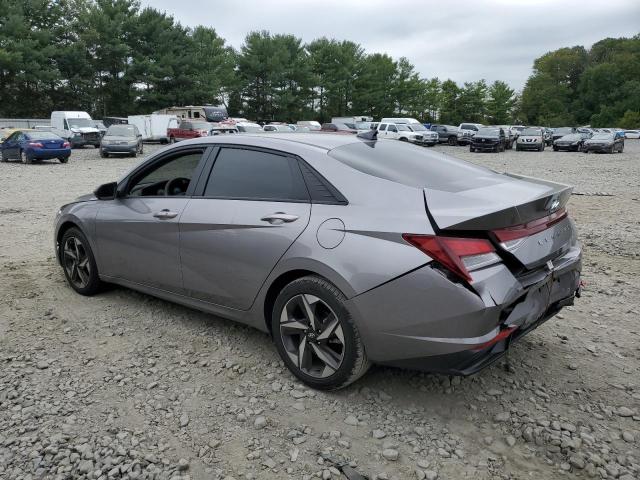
[260,212,299,225]
[153,209,178,219]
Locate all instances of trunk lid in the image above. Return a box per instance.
[424,173,574,270]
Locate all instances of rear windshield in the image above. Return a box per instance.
[26,131,62,140]
[328,140,501,192]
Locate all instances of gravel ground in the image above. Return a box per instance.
[1,140,639,480]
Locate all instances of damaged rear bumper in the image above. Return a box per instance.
[347,242,582,374]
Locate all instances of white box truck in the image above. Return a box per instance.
[127,114,178,143]
[50,111,101,148]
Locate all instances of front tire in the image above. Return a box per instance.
[448,136,457,146]
[469,146,475,152]
[20,150,32,164]
[271,276,370,390]
[60,227,102,296]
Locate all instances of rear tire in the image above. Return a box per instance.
[58,157,69,164]
[448,136,457,146]
[100,149,109,158]
[271,276,370,390]
[60,227,102,296]
[553,146,559,151]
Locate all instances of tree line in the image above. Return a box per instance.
[0,0,638,128]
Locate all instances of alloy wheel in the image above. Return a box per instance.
[279,294,345,378]
[62,236,91,289]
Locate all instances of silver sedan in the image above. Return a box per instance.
[55,133,582,390]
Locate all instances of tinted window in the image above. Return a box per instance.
[329,140,503,193]
[204,148,308,201]
[128,150,204,197]
[379,124,387,131]
[387,125,398,132]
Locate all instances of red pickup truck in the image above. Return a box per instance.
[167,120,211,143]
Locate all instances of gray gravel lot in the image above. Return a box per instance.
[1,140,639,480]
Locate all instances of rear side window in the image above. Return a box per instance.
[204,148,309,201]
[328,140,502,192]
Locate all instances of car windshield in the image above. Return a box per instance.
[477,128,500,136]
[67,118,94,128]
[191,122,211,130]
[522,128,542,135]
[407,123,426,131]
[355,122,373,130]
[396,125,411,131]
[591,133,613,140]
[106,125,136,137]
[555,127,573,134]
[560,134,579,140]
[26,132,61,140]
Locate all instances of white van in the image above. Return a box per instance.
[127,114,177,143]
[380,117,438,145]
[50,111,101,148]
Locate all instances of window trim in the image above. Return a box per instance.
[117,145,213,199]
[195,144,311,204]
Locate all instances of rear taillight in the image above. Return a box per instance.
[28,142,43,148]
[62,141,70,148]
[492,208,567,243]
[402,234,499,282]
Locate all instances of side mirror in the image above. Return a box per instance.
[94,181,118,200]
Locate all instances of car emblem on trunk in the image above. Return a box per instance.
[550,199,560,212]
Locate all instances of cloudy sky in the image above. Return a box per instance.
[142,0,639,90]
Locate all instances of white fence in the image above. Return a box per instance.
[0,118,50,128]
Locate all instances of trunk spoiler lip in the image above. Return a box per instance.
[424,176,574,232]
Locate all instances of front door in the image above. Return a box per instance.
[95,147,208,292]
[180,146,311,309]
[1,132,22,159]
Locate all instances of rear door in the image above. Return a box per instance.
[179,146,311,309]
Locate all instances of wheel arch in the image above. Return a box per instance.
[56,220,81,262]
[261,266,354,335]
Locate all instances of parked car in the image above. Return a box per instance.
[1,130,70,164]
[236,122,264,133]
[100,124,143,158]
[210,125,239,135]
[553,132,591,152]
[94,121,107,137]
[470,127,506,152]
[429,125,459,145]
[264,124,294,132]
[320,123,357,134]
[583,132,624,153]
[543,128,554,146]
[50,111,101,148]
[167,120,211,143]
[456,123,484,145]
[551,127,576,142]
[509,125,526,138]
[624,130,640,139]
[296,121,321,131]
[54,133,582,390]
[402,123,438,146]
[516,127,545,151]
[489,125,515,149]
[376,122,425,144]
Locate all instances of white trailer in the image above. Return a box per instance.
[127,114,178,143]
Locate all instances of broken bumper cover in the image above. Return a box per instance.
[348,243,582,374]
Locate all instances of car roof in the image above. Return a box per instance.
[180,132,365,151]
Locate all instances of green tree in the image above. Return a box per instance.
[618,110,640,129]
[486,80,515,124]
[438,79,461,125]
[351,53,396,118]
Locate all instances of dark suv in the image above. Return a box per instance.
[430,125,459,145]
[470,127,506,152]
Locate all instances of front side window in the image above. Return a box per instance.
[379,124,387,131]
[203,148,308,202]
[128,150,204,197]
[388,125,398,132]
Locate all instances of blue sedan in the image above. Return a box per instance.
[0,130,71,164]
